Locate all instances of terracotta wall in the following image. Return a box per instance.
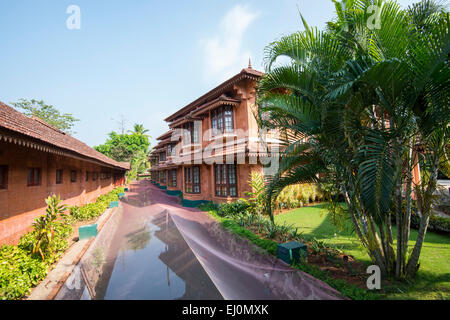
[180,163,261,203]
[164,78,264,204]
[0,141,126,245]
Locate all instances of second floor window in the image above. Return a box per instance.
[56,169,63,184]
[168,169,177,187]
[0,165,8,189]
[183,122,199,144]
[185,166,200,194]
[211,106,234,135]
[167,144,176,157]
[160,152,166,162]
[27,168,41,186]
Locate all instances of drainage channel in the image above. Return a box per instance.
[55,208,223,300]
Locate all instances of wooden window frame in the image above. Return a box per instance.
[214,164,238,197]
[168,169,177,187]
[211,105,234,136]
[0,165,8,189]
[27,168,41,187]
[184,166,201,194]
[160,171,166,184]
[70,170,77,183]
[85,171,89,182]
[56,169,63,185]
[93,172,98,181]
[182,122,199,145]
[167,144,176,157]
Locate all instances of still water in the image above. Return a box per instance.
[93,211,223,300]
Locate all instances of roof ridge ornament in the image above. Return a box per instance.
[248,58,252,69]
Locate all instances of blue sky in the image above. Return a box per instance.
[0,0,417,147]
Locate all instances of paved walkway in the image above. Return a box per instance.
[113,180,346,300]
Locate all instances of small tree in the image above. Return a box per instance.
[32,195,67,260]
[11,99,79,135]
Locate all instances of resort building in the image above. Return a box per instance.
[149,64,280,206]
[0,102,129,245]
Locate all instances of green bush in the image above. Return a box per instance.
[410,212,450,234]
[0,246,49,300]
[217,199,250,217]
[70,187,124,221]
[0,187,124,300]
[274,183,324,210]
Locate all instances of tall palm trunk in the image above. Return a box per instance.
[406,148,440,278]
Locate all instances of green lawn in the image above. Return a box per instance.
[275,204,450,300]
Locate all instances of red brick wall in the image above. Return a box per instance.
[0,141,126,245]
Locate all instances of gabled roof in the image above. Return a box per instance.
[164,67,263,123]
[0,102,129,170]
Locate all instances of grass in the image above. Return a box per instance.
[275,204,450,300]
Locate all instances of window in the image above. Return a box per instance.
[100,171,111,180]
[185,166,200,194]
[167,144,176,157]
[85,171,89,182]
[183,121,199,145]
[214,164,237,197]
[0,165,8,189]
[27,168,41,186]
[56,169,63,184]
[93,172,98,181]
[168,169,177,187]
[160,171,166,184]
[70,170,77,183]
[211,106,234,136]
[160,152,166,162]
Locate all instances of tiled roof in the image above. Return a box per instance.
[190,94,241,117]
[164,67,263,122]
[0,101,130,170]
[156,130,173,141]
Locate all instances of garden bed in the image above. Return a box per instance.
[201,202,450,300]
[0,187,124,300]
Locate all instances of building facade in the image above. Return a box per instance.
[149,65,280,207]
[0,102,129,244]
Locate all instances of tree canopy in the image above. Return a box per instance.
[257,0,449,279]
[11,99,79,135]
[94,130,150,162]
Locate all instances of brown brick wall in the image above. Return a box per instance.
[0,141,126,245]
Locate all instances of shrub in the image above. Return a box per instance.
[31,195,67,260]
[70,187,124,221]
[0,187,123,300]
[274,183,324,210]
[410,212,450,234]
[0,246,48,300]
[245,171,266,214]
[217,199,250,217]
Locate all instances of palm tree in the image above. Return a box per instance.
[129,124,150,137]
[257,0,449,279]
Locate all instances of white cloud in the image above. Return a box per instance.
[202,4,258,82]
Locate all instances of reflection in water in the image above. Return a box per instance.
[93,210,223,300]
[125,226,152,252]
[56,181,343,300]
